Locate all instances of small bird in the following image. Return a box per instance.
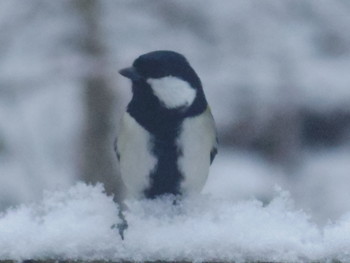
[116,50,217,199]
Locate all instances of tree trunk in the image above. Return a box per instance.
[75,0,123,201]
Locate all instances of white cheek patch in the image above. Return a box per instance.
[147,76,196,109]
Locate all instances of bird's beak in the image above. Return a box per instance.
[119,67,142,81]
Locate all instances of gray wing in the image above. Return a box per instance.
[208,107,218,165]
[114,137,120,161]
[210,137,218,165]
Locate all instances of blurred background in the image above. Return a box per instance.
[1,0,350,224]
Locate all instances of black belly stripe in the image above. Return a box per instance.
[144,135,183,198]
[127,103,185,198]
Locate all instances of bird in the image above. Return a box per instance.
[115,50,217,200]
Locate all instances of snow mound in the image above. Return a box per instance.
[124,191,320,262]
[0,183,122,260]
[1,183,350,262]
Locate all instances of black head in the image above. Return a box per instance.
[120,50,203,91]
[119,50,207,116]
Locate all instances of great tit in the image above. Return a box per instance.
[116,50,217,199]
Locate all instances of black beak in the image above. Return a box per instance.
[119,67,142,81]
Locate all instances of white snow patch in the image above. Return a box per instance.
[0,183,122,261]
[2,182,350,262]
[123,191,322,263]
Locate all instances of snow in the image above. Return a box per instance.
[123,191,320,262]
[0,183,121,260]
[1,181,350,262]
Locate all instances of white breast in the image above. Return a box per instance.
[116,112,157,199]
[147,76,196,109]
[177,108,217,195]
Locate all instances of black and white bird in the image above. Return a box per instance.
[116,50,217,199]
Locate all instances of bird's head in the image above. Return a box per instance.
[119,50,206,112]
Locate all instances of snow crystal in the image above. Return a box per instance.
[1,182,350,262]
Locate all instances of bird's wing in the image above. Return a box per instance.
[114,137,120,161]
[207,107,218,165]
[210,138,218,165]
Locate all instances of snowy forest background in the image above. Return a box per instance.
[1,0,350,261]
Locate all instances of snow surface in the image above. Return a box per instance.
[1,182,350,262]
